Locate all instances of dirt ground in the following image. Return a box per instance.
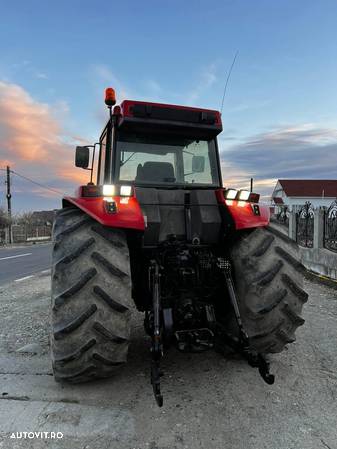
[0,273,336,449]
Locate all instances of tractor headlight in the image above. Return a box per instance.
[225,189,238,199]
[103,184,115,196]
[238,190,250,201]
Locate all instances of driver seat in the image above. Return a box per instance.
[135,162,175,183]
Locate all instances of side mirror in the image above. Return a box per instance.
[192,155,205,173]
[75,146,90,169]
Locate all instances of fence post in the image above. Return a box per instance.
[313,208,324,249]
[288,210,297,241]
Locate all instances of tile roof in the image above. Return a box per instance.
[278,180,337,197]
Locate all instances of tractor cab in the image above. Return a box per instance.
[100,99,223,189]
[75,94,227,246]
[73,90,269,245]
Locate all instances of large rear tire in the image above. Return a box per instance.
[51,207,133,382]
[228,226,308,353]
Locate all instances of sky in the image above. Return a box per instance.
[1,0,337,212]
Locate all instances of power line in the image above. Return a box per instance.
[0,168,65,196]
[10,170,65,196]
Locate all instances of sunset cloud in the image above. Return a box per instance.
[0,81,88,210]
[1,80,336,212]
[0,81,60,161]
[220,124,337,200]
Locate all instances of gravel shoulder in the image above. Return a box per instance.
[0,274,336,449]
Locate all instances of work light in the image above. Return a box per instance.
[238,190,250,201]
[120,185,132,196]
[225,189,238,199]
[103,184,115,196]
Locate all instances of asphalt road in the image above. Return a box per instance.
[0,244,52,284]
[0,273,336,449]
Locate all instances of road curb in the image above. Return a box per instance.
[0,241,52,251]
[304,269,337,291]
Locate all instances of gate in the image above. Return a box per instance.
[324,200,337,252]
[276,205,289,228]
[296,202,314,248]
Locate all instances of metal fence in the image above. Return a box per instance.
[275,205,289,228]
[324,200,337,253]
[0,229,6,246]
[12,224,52,243]
[296,202,314,248]
[11,224,52,243]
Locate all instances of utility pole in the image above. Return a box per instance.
[5,166,12,244]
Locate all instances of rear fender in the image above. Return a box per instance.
[63,187,145,231]
[215,189,270,230]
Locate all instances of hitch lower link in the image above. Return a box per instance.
[218,257,275,385]
[149,260,164,407]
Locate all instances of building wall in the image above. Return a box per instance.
[272,181,337,212]
[272,181,283,198]
[272,184,336,213]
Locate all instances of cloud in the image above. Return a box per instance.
[7,61,48,81]
[145,79,162,94]
[227,99,271,114]
[35,72,48,79]
[4,77,335,211]
[0,81,62,161]
[186,62,218,105]
[92,64,133,101]
[0,81,88,210]
[91,62,221,110]
[220,124,337,199]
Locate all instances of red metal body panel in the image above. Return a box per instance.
[120,100,222,126]
[225,200,270,229]
[64,187,268,233]
[64,189,145,231]
[215,189,270,230]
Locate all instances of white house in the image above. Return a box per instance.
[271,179,337,212]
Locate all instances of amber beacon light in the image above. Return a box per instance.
[105,87,116,106]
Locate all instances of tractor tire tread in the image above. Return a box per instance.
[93,285,129,313]
[281,273,309,303]
[228,226,308,353]
[51,206,132,383]
[54,304,98,340]
[91,252,128,279]
[53,267,97,310]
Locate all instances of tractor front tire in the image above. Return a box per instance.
[51,207,132,382]
[229,226,308,353]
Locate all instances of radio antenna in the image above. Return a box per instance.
[220,51,239,114]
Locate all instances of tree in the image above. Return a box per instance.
[0,207,10,229]
[15,211,34,226]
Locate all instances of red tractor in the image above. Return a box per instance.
[51,88,308,406]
